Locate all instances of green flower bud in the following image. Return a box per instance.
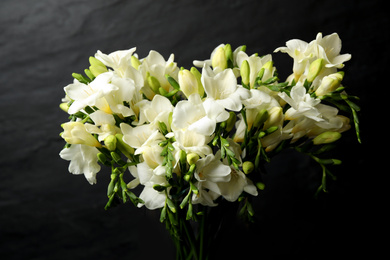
[307,58,325,83]
[179,150,187,165]
[89,57,108,77]
[104,135,117,151]
[212,46,227,70]
[131,55,141,70]
[147,74,161,94]
[253,109,269,128]
[256,182,265,190]
[224,44,233,66]
[226,111,237,132]
[59,103,69,113]
[97,152,107,164]
[241,60,250,86]
[187,153,199,165]
[115,134,134,158]
[242,161,254,174]
[313,131,342,145]
[190,67,204,97]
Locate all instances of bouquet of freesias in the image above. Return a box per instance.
[59,32,360,259]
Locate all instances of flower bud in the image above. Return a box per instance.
[104,135,117,151]
[242,161,254,174]
[224,44,233,63]
[226,111,237,132]
[190,67,204,97]
[187,153,199,165]
[179,69,199,98]
[240,60,250,86]
[260,61,274,82]
[315,72,344,96]
[131,56,141,70]
[212,46,227,70]
[312,131,342,145]
[89,56,108,77]
[253,109,268,128]
[59,103,69,113]
[61,122,102,147]
[263,107,283,130]
[115,133,134,158]
[147,73,161,94]
[179,150,187,165]
[256,182,265,190]
[306,58,325,83]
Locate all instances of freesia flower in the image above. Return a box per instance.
[194,153,231,196]
[84,110,119,142]
[64,72,118,115]
[59,144,100,184]
[61,121,102,148]
[171,93,229,136]
[139,50,179,95]
[172,129,213,158]
[278,84,322,121]
[201,66,250,112]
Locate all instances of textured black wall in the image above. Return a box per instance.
[0,0,384,259]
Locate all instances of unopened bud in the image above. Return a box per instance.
[315,72,344,96]
[253,109,269,128]
[212,46,227,70]
[224,44,233,64]
[240,60,250,86]
[226,111,237,132]
[131,56,141,70]
[59,103,69,113]
[89,56,108,77]
[104,135,117,151]
[307,58,325,83]
[147,74,161,93]
[179,150,187,165]
[242,161,254,174]
[179,69,199,98]
[190,67,204,97]
[313,131,342,145]
[187,153,199,165]
[115,134,134,158]
[256,182,265,190]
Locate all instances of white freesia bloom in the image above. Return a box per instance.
[309,33,351,69]
[201,66,250,111]
[139,94,174,129]
[278,84,322,121]
[95,48,137,77]
[64,72,118,115]
[172,94,229,136]
[59,144,100,184]
[172,129,213,158]
[62,121,102,148]
[133,162,168,210]
[274,38,311,79]
[139,50,179,93]
[217,167,258,202]
[120,123,161,149]
[194,153,231,196]
[85,110,119,142]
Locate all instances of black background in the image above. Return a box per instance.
[0,0,385,259]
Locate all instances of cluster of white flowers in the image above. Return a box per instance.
[59,33,358,215]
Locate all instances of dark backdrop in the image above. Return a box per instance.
[0,0,385,259]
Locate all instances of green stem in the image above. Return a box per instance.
[182,220,199,260]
